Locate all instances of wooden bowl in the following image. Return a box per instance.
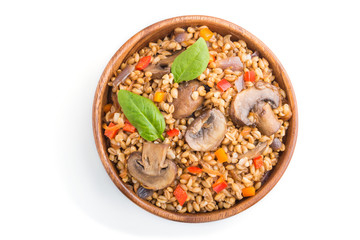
[93,15,298,223]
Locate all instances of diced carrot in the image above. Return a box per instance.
[166,129,179,137]
[153,92,166,102]
[244,71,255,82]
[242,187,256,197]
[217,79,232,92]
[135,56,151,70]
[212,177,228,193]
[200,28,214,41]
[123,121,136,133]
[215,148,228,163]
[174,185,187,206]
[103,103,112,113]
[104,122,120,139]
[253,156,263,169]
[187,166,203,174]
[209,54,215,64]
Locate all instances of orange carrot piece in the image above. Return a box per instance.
[242,187,256,197]
[200,28,214,41]
[153,92,166,102]
[215,148,228,163]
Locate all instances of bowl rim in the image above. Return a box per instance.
[92,15,298,223]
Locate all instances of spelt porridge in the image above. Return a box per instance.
[102,26,292,213]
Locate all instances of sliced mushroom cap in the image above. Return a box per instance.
[144,50,184,79]
[230,81,281,130]
[253,101,281,136]
[172,80,204,119]
[238,141,267,160]
[185,109,227,151]
[127,142,177,190]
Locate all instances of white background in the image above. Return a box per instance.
[1,0,359,239]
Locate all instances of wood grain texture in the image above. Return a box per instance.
[92,15,298,223]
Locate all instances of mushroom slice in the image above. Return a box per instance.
[185,109,227,151]
[172,80,204,119]
[238,141,267,160]
[253,102,281,136]
[230,81,281,127]
[127,143,177,190]
[143,64,170,79]
[144,50,184,79]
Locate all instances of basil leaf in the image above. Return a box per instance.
[171,37,210,83]
[117,90,165,141]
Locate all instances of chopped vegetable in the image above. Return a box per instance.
[234,75,244,92]
[209,54,215,64]
[123,120,136,133]
[135,56,151,70]
[216,57,243,71]
[212,177,228,193]
[171,38,210,83]
[113,64,135,88]
[200,28,213,41]
[174,184,187,206]
[215,148,228,163]
[187,166,203,174]
[244,71,255,82]
[253,156,263,169]
[104,122,120,139]
[117,90,165,141]
[166,128,179,137]
[175,32,190,43]
[217,79,231,92]
[103,104,112,113]
[153,92,166,102]
[242,187,256,197]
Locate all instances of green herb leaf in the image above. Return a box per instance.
[171,37,210,83]
[117,90,165,141]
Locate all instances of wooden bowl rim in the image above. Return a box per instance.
[92,15,298,223]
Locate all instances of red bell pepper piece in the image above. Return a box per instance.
[174,185,187,206]
[123,120,136,133]
[212,177,228,193]
[135,56,151,70]
[244,71,255,82]
[104,122,120,139]
[253,156,263,169]
[217,79,232,92]
[166,129,179,137]
[187,166,203,174]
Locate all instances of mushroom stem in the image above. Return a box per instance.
[253,102,281,136]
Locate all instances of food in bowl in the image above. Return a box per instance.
[102,25,292,213]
